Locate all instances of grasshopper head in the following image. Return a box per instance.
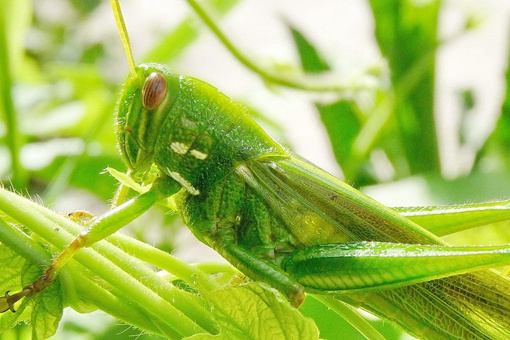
[116,63,180,172]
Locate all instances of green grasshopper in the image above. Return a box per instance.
[3,1,510,339]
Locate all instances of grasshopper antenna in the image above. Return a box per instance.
[110,0,138,80]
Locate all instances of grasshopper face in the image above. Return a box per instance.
[116,63,180,172]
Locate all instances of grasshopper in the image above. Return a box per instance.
[2,1,510,339]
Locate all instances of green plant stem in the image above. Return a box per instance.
[142,0,240,63]
[195,261,239,276]
[35,205,221,334]
[0,217,50,266]
[90,236,218,334]
[80,189,163,244]
[74,200,221,334]
[313,295,385,340]
[111,181,132,207]
[0,187,211,337]
[185,0,371,93]
[0,216,178,338]
[352,52,434,160]
[109,233,221,292]
[0,6,26,189]
[65,266,182,339]
[351,30,465,177]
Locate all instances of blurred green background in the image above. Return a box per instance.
[1,0,510,339]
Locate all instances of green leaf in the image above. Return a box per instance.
[477,38,510,170]
[316,100,369,184]
[31,280,63,339]
[34,154,125,201]
[0,244,28,330]
[0,217,62,338]
[107,167,147,194]
[0,301,30,334]
[0,243,24,293]
[318,101,360,159]
[22,261,63,339]
[70,0,101,15]
[289,27,330,73]
[27,274,64,339]
[369,0,440,175]
[191,283,319,340]
[301,295,393,340]
[289,26,373,184]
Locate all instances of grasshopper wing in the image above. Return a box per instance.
[237,155,510,340]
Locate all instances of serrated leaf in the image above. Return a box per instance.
[22,261,63,339]
[31,282,63,340]
[0,244,29,330]
[189,283,318,340]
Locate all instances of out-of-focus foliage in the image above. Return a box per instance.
[1,0,510,339]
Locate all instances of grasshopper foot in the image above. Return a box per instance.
[289,285,306,308]
[0,289,32,313]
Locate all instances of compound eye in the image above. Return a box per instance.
[142,72,167,109]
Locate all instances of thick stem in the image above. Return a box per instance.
[185,0,372,93]
[0,4,27,189]
[0,185,211,337]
